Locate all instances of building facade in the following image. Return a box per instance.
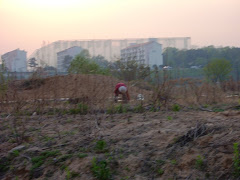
[57,46,82,72]
[120,41,163,67]
[1,49,27,72]
[29,37,191,68]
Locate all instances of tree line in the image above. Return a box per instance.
[26,46,240,83]
[163,46,240,81]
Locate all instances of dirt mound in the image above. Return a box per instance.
[7,74,152,104]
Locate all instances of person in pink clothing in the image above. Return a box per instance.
[114,83,130,102]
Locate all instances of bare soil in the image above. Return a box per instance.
[0,110,240,180]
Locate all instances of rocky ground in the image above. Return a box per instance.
[1,109,240,180]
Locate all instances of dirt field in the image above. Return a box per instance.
[0,75,240,179]
[1,109,240,180]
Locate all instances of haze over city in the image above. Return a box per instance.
[0,0,240,55]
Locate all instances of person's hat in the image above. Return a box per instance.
[119,86,127,93]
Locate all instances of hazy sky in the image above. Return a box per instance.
[0,0,240,56]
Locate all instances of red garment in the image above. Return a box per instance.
[114,83,127,96]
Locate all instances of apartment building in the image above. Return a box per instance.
[120,41,163,67]
[1,49,27,72]
[57,46,82,72]
[29,37,191,67]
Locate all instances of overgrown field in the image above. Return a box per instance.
[0,74,240,180]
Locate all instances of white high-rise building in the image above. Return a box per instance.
[120,41,163,68]
[29,37,191,68]
[57,46,83,72]
[1,49,27,72]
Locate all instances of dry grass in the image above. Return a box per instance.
[0,74,240,180]
[1,75,239,115]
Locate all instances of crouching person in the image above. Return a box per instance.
[114,83,130,103]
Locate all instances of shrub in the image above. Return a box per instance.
[91,157,111,180]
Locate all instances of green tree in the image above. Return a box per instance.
[68,55,109,75]
[43,65,57,72]
[204,58,232,83]
[28,57,38,69]
[91,55,110,68]
[62,55,73,72]
[79,49,91,59]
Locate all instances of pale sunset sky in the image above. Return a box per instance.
[0,0,240,56]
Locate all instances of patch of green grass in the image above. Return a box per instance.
[65,167,80,180]
[124,167,130,172]
[31,150,60,171]
[95,140,108,153]
[203,104,209,108]
[167,116,173,121]
[77,153,88,158]
[195,155,204,171]
[134,104,145,113]
[42,135,54,142]
[170,159,177,165]
[149,104,160,112]
[119,154,124,159]
[172,104,180,112]
[233,143,240,177]
[78,147,88,152]
[213,108,224,112]
[0,157,10,172]
[62,131,76,136]
[156,159,165,166]
[107,104,128,114]
[60,164,67,171]
[12,150,20,157]
[69,103,88,115]
[157,168,164,175]
[58,154,73,162]
[120,176,130,180]
[91,157,111,180]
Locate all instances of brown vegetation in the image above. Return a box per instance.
[0,74,240,180]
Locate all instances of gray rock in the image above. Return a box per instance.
[9,145,25,153]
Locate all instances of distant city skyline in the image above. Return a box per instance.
[0,0,240,55]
